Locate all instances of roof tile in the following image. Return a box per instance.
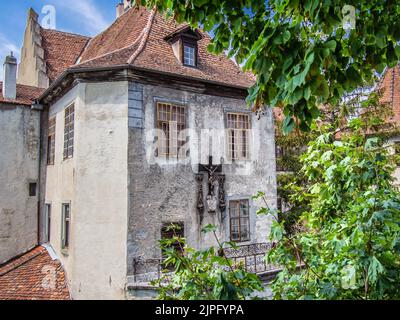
[0,82,44,105]
[40,28,90,82]
[0,246,70,300]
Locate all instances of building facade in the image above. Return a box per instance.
[1,4,277,299]
[0,53,43,264]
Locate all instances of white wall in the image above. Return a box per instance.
[45,82,129,299]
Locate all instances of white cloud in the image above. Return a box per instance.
[0,33,20,81]
[52,0,110,35]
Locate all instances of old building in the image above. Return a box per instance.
[0,53,44,264]
[1,3,277,300]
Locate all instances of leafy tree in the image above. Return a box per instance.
[139,0,400,133]
[275,88,398,234]
[153,224,263,300]
[259,117,400,299]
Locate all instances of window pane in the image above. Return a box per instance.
[64,104,75,159]
[230,200,250,242]
[184,45,195,66]
[226,113,250,160]
[156,103,187,159]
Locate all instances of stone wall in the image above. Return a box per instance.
[0,104,40,264]
[126,83,277,276]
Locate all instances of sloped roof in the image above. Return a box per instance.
[0,246,70,300]
[40,28,90,82]
[379,65,400,123]
[72,7,254,89]
[0,82,44,105]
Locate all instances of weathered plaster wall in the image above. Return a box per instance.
[45,82,129,299]
[0,104,40,264]
[127,83,277,276]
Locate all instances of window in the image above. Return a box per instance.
[229,200,250,242]
[227,113,250,161]
[183,43,196,67]
[156,102,187,158]
[161,222,185,261]
[29,182,37,197]
[63,104,74,159]
[47,117,56,165]
[61,203,71,250]
[44,204,51,243]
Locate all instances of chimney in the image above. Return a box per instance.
[124,0,132,10]
[3,52,17,100]
[116,2,124,18]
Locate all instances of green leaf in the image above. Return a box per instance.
[283,116,295,135]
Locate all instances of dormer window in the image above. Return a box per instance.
[165,26,202,68]
[183,43,196,67]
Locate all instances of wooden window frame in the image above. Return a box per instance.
[226,113,251,161]
[63,104,75,160]
[182,40,198,68]
[156,102,187,159]
[229,199,251,243]
[47,116,56,165]
[61,203,71,251]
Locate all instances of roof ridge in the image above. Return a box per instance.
[41,27,90,39]
[127,9,156,64]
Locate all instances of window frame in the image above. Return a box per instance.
[182,40,197,67]
[161,222,185,266]
[229,199,251,243]
[47,116,56,165]
[61,203,71,252]
[44,203,51,243]
[156,102,188,159]
[63,104,75,160]
[226,112,251,161]
[28,182,37,197]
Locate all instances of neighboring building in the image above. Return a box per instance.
[0,53,44,264]
[378,65,400,183]
[0,246,70,300]
[0,3,277,300]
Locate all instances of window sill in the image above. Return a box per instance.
[61,248,69,256]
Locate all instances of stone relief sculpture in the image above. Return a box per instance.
[197,156,226,220]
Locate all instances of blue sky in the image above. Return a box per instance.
[0,0,117,79]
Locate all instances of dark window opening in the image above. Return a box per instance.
[29,183,37,197]
[45,204,51,243]
[161,222,185,256]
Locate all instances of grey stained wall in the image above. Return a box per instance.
[127,83,277,276]
[0,104,40,264]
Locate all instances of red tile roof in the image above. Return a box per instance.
[0,82,44,105]
[72,7,254,88]
[0,246,70,300]
[40,28,90,82]
[379,65,400,123]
